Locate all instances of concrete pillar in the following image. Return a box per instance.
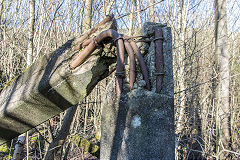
[101,23,174,160]
[0,20,116,145]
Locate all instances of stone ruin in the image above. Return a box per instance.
[0,16,174,159]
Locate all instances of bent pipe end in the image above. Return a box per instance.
[129,40,151,90]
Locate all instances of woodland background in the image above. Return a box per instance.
[0,0,239,159]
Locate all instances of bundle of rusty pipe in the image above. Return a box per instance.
[70,28,151,96]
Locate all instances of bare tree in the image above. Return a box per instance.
[214,0,231,158]
[45,106,78,160]
[136,0,142,28]
[103,0,114,17]
[84,0,93,31]
[12,134,26,160]
[129,0,136,35]
[149,0,155,22]
[13,1,35,159]
[26,0,35,66]
[175,0,189,134]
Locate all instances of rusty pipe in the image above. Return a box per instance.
[74,15,114,45]
[70,39,98,69]
[94,29,125,96]
[115,37,125,96]
[70,29,121,69]
[94,29,120,42]
[94,29,125,95]
[73,37,94,51]
[70,29,125,96]
[154,28,164,93]
[124,40,136,90]
[129,40,151,90]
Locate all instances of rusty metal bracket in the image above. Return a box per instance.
[115,71,125,77]
[155,72,164,76]
[154,28,164,93]
[114,37,124,43]
[153,36,164,41]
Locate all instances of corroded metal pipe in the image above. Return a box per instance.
[154,28,164,93]
[73,37,94,51]
[71,29,120,69]
[115,37,125,96]
[72,28,150,94]
[70,39,98,69]
[93,29,125,96]
[74,15,114,45]
[124,40,136,90]
[70,29,125,96]
[129,40,151,90]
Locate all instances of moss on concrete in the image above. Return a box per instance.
[71,135,100,157]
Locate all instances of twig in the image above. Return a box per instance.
[174,79,213,95]
[174,72,240,95]
[116,0,165,20]
[34,127,51,144]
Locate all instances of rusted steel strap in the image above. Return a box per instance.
[129,40,151,90]
[124,40,136,90]
[115,71,125,77]
[153,36,164,41]
[154,28,164,93]
[122,35,147,40]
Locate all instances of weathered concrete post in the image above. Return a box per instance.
[0,17,116,145]
[101,23,174,159]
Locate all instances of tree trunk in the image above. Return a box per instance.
[84,0,93,31]
[136,0,142,28]
[12,133,26,160]
[26,0,35,66]
[103,0,114,17]
[149,0,155,22]
[175,0,189,134]
[129,0,136,35]
[13,1,35,159]
[214,0,231,158]
[175,1,189,159]
[44,106,78,160]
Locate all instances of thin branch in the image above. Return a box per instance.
[175,73,240,95]
[116,0,165,20]
[34,127,51,144]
